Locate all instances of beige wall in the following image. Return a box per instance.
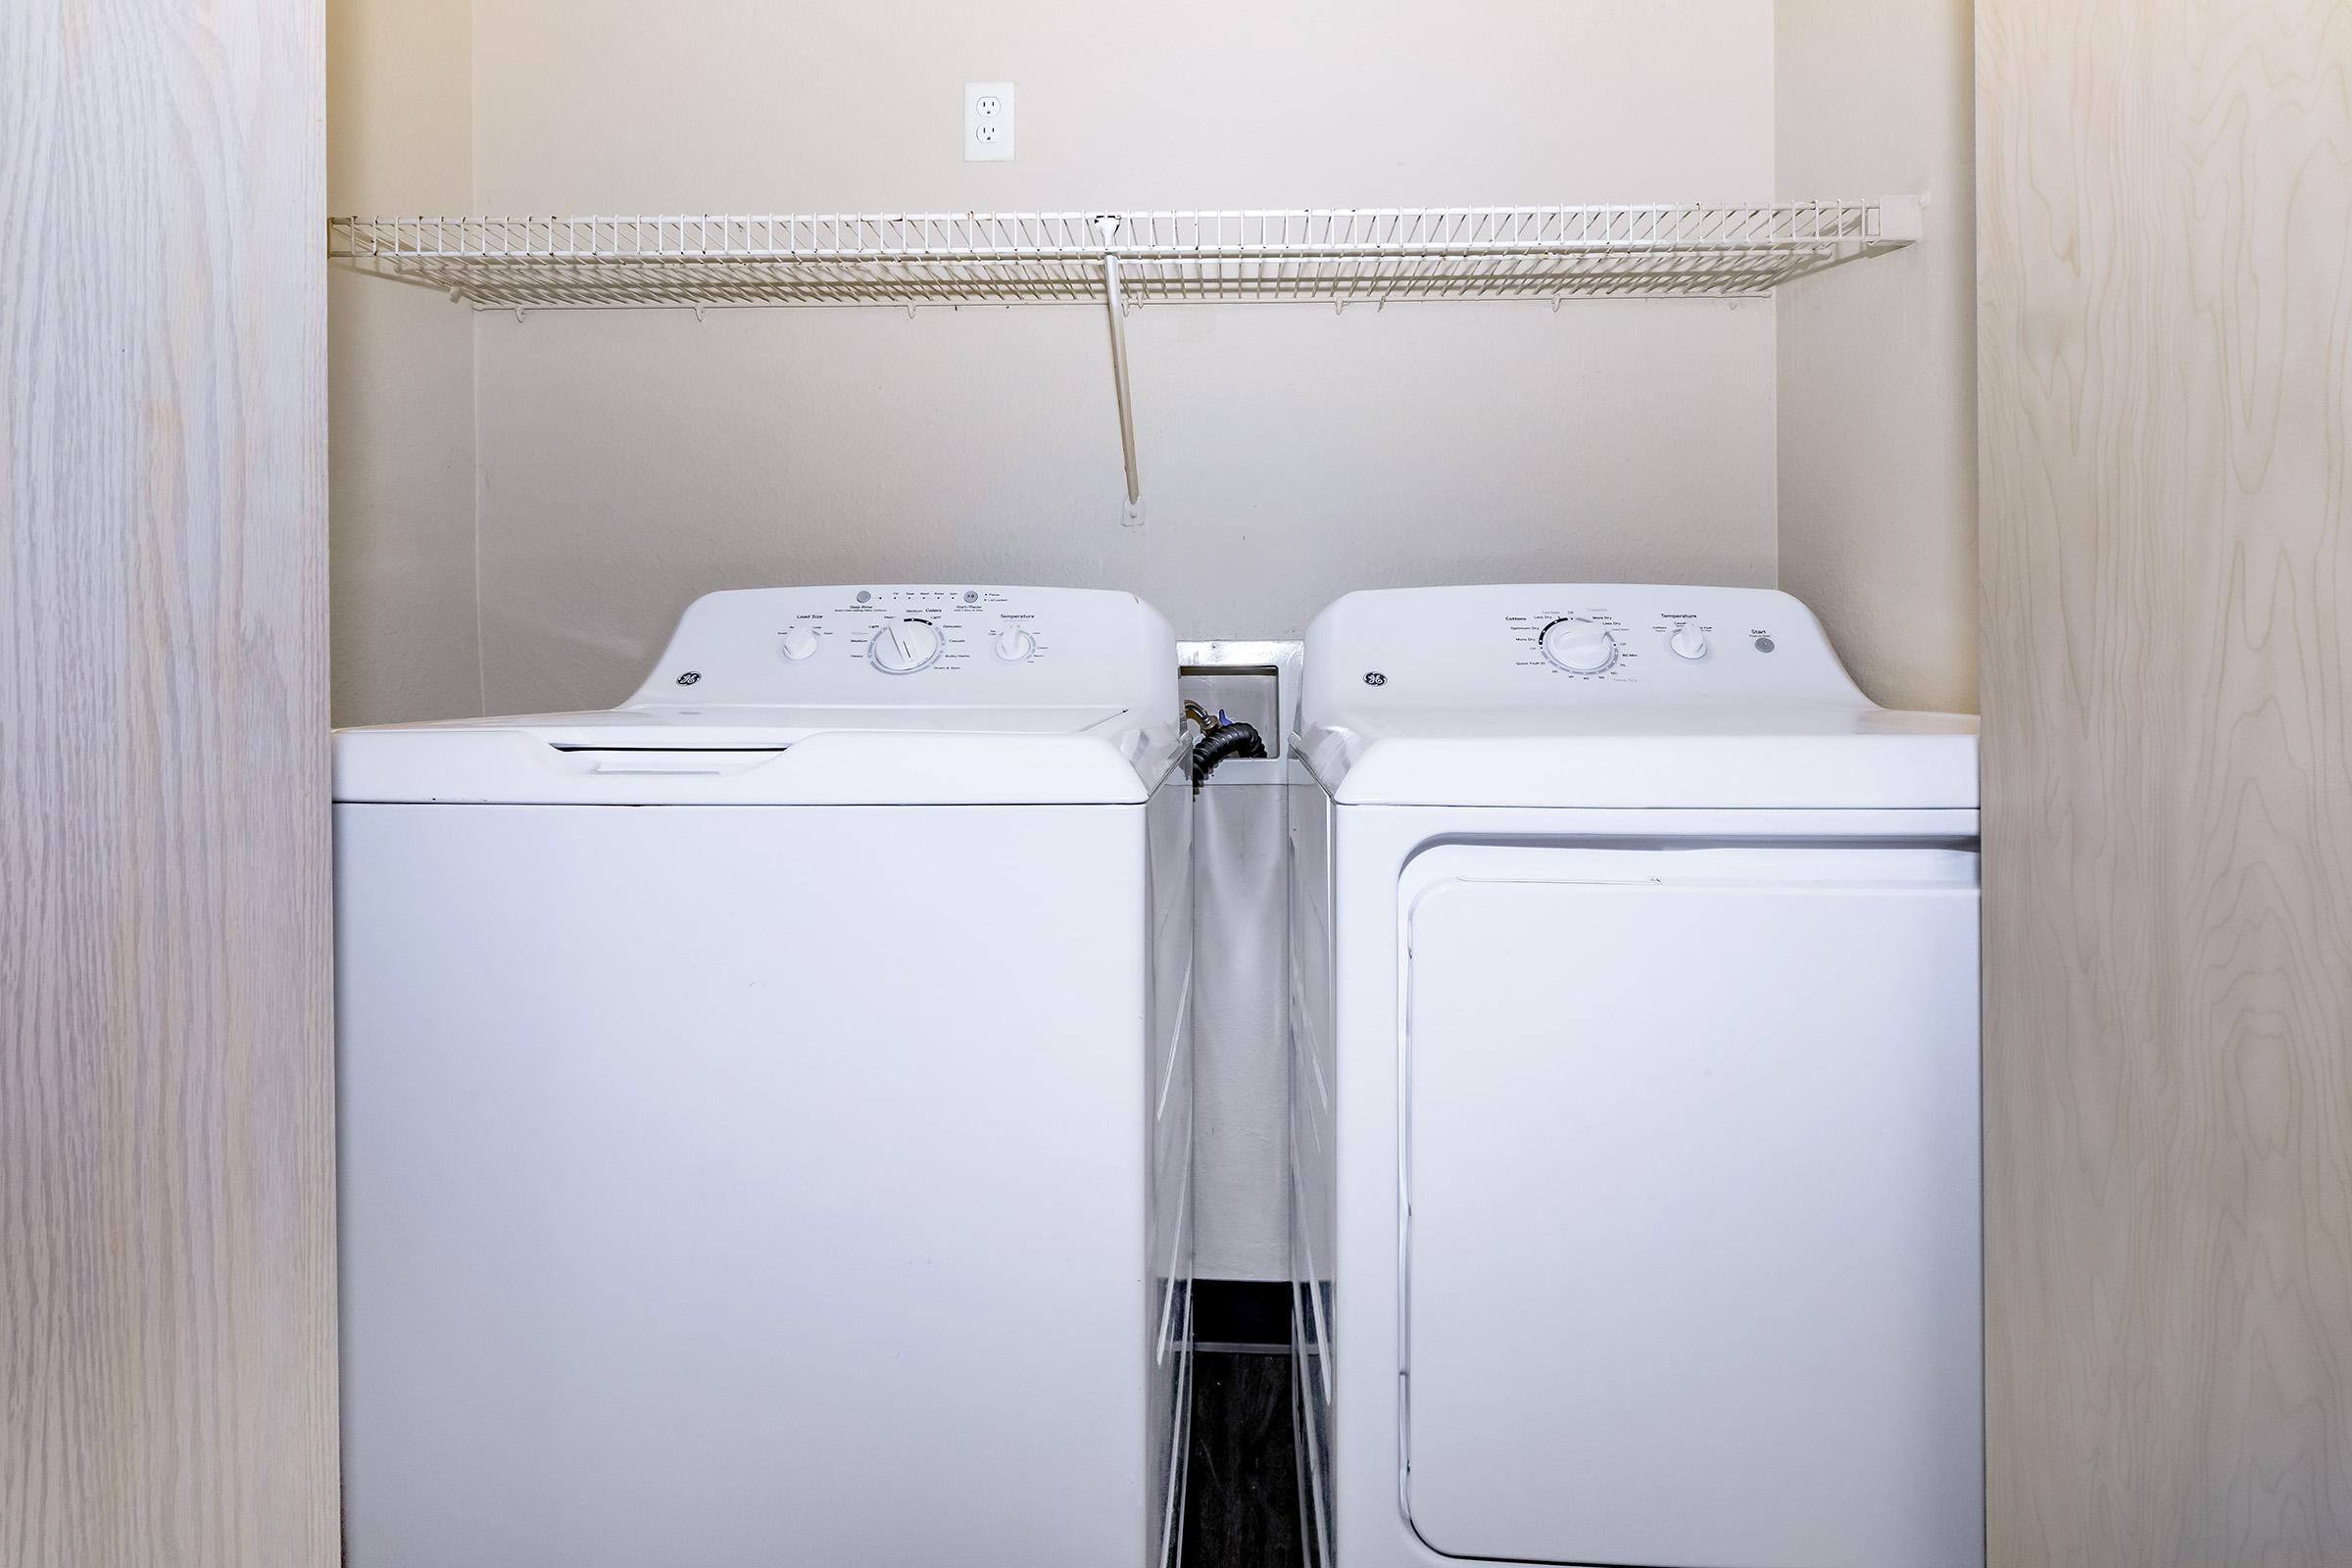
[1777,0,1978,712]
[335,0,1783,718]
[328,1,1979,721]
[329,0,481,724]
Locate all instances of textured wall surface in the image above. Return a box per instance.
[1,2,339,1562]
[328,0,482,725]
[342,0,1784,715]
[326,2,1983,721]
[1777,0,1978,713]
[1979,0,2352,1560]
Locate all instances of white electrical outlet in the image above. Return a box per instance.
[964,81,1014,162]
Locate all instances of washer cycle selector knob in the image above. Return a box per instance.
[1668,624,1710,661]
[867,618,944,674]
[993,626,1038,662]
[778,625,820,662]
[1540,617,1619,673]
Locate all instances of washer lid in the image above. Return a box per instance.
[334,704,1173,806]
[1296,584,1978,809]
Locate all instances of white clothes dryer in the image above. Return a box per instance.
[335,585,1193,1568]
[1288,584,1981,1568]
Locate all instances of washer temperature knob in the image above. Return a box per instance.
[994,626,1038,662]
[1540,617,1619,674]
[867,618,944,673]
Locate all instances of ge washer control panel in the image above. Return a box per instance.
[764,586,1052,677]
[623,584,1170,711]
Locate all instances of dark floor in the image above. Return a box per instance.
[1183,1283,1303,1568]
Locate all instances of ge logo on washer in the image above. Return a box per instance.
[675,671,702,685]
[1364,671,1388,686]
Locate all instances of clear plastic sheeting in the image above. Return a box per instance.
[1190,766,1293,1280]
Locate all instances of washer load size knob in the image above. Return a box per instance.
[1540,617,1619,673]
[867,618,944,673]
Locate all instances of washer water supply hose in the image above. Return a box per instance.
[1184,700,1269,791]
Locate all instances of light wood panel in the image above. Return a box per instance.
[1,3,337,1566]
[1978,1,2352,1561]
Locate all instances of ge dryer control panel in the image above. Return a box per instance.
[622,584,1175,712]
[1299,584,1870,715]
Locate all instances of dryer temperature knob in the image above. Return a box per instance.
[1668,625,1710,661]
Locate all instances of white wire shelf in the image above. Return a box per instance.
[327,199,1921,311]
[330,199,1920,525]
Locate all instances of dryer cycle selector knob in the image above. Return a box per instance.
[1668,624,1710,661]
[993,626,1038,662]
[779,625,820,662]
[867,618,944,673]
[1539,617,1619,674]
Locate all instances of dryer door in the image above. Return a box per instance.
[1399,841,1981,1568]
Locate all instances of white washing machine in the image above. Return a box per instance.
[1288,585,1981,1568]
[335,585,1194,1568]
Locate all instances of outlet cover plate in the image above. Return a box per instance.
[964,81,1014,162]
